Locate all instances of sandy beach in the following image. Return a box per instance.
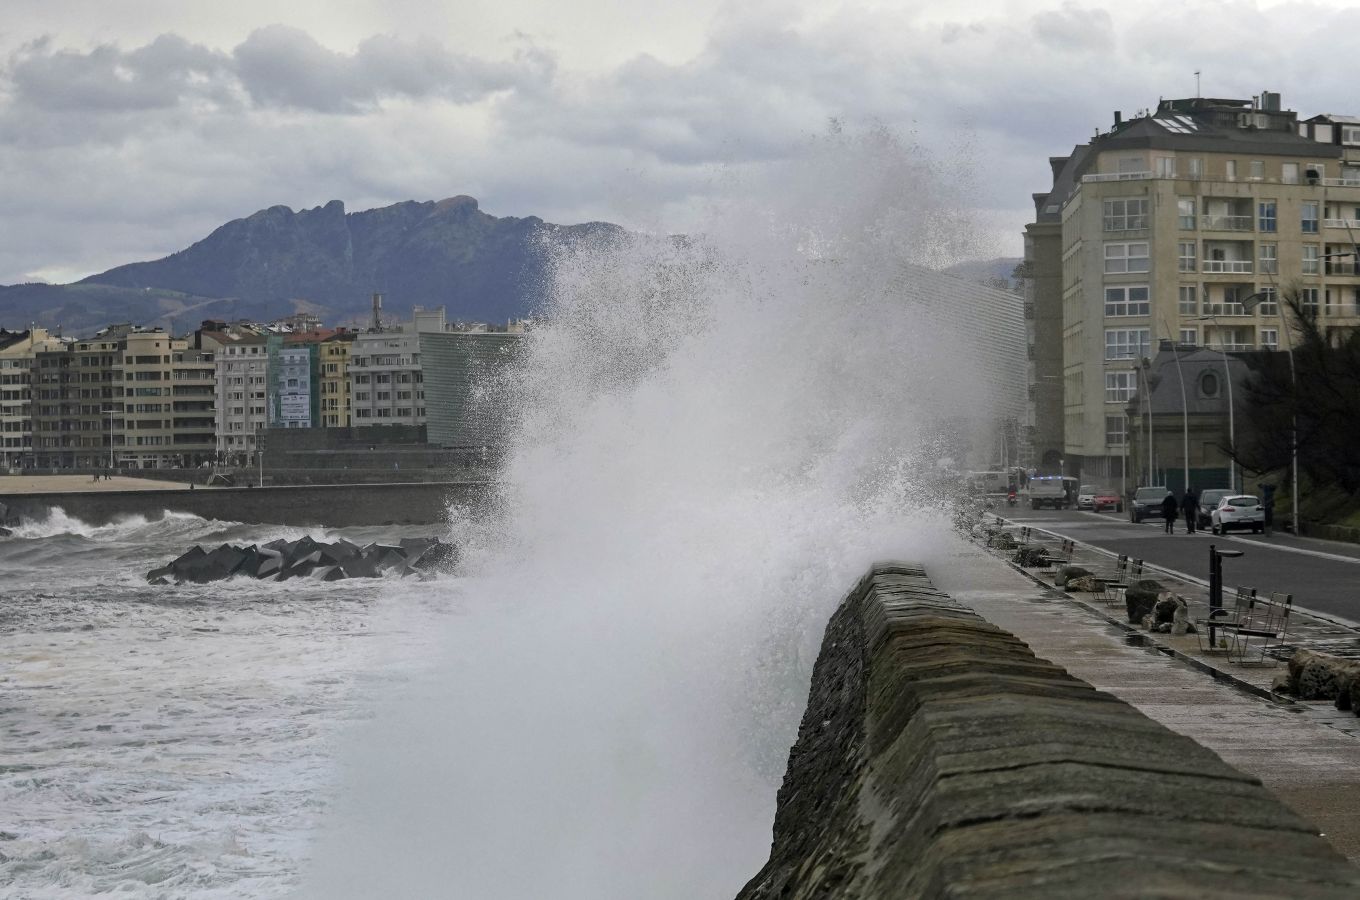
[0,475,191,494]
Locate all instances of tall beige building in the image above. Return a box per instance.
[0,327,67,470]
[1025,91,1360,488]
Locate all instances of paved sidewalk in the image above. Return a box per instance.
[932,537,1360,865]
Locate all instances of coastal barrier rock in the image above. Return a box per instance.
[737,563,1360,899]
[146,535,457,585]
[1124,578,1165,624]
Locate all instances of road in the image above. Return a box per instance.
[1004,506,1360,624]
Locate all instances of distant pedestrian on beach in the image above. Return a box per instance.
[1182,488,1199,534]
[1161,491,1178,533]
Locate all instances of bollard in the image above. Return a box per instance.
[1208,543,1244,648]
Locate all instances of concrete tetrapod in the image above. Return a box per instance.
[737,563,1360,899]
[146,535,458,585]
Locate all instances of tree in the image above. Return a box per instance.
[1230,290,1360,494]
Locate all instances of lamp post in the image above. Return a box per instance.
[102,406,114,470]
[1240,289,1297,534]
[1161,321,1191,494]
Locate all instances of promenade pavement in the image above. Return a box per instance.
[0,474,190,493]
[934,531,1360,865]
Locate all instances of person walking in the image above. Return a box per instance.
[1160,491,1178,534]
[1182,487,1199,534]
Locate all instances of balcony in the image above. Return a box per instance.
[1081,171,1153,182]
[1320,178,1360,187]
[1200,214,1253,231]
[1324,218,1360,230]
[1201,259,1254,274]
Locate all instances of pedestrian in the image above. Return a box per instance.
[1182,487,1199,534]
[1160,491,1178,534]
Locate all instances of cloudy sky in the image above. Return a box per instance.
[3,0,1359,284]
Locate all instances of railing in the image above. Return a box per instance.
[1325,262,1360,275]
[1320,178,1360,187]
[1201,260,1254,274]
[1202,303,1250,316]
[1201,214,1253,231]
[1324,218,1360,229]
[1219,343,1255,352]
[1082,171,1153,182]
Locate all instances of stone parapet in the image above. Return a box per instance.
[738,563,1360,899]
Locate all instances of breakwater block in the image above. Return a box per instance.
[737,563,1360,899]
[146,535,457,585]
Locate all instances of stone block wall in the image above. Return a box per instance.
[737,563,1360,899]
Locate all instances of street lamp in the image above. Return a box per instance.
[1240,289,1297,534]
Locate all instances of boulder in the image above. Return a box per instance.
[1066,575,1100,593]
[1151,595,1180,628]
[1055,565,1091,588]
[410,540,457,572]
[988,532,1017,551]
[1292,652,1360,704]
[1124,579,1165,625]
[1170,598,1196,636]
[1011,546,1049,567]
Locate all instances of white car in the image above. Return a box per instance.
[1076,484,1099,510]
[1211,495,1265,534]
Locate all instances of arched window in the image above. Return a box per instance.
[1200,371,1220,398]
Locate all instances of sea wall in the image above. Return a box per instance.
[737,563,1360,899]
[0,481,494,527]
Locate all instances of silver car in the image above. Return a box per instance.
[1210,495,1265,534]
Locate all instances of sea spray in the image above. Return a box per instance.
[304,127,1000,898]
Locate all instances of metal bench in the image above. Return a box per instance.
[1195,586,1256,654]
[1227,592,1293,666]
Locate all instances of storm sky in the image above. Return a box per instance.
[3,0,1357,284]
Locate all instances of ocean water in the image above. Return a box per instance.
[4,128,998,898]
[0,510,457,898]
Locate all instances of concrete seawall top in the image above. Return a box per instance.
[738,563,1360,899]
[0,481,495,527]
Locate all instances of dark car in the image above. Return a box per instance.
[1129,486,1171,523]
[1195,488,1232,529]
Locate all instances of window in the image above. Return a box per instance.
[1302,201,1319,233]
[1261,328,1279,350]
[1178,241,1196,272]
[1104,242,1149,273]
[1200,372,1221,398]
[1300,287,1320,314]
[1105,328,1150,360]
[1249,160,1264,179]
[1303,244,1320,275]
[1103,197,1148,231]
[1155,157,1176,178]
[1180,328,1198,345]
[1105,416,1127,446]
[1177,285,1197,316]
[1258,200,1277,232]
[1225,160,1237,180]
[1178,198,1196,229]
[1282,162,1300,184]
[1105,371,1136,403]
[1344,126,1360,145]
[1187,158,1204,179]
[1104,286,1150,316]
[1259,242,1277,275]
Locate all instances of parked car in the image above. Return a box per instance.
[1129,486,1171,523]
[1092,487,1122,512]
[1076,484,1100,509]
[1211,495,1265,534]
[1195,488,1233,529]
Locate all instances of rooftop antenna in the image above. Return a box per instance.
[1195,69,1201,98]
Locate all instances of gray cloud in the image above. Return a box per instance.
[7,4,1360,287]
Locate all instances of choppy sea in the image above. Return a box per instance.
[0,508,455,898]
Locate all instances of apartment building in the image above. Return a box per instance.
[202,328,269,466]
[319,332,356,428]
[1025,91,1360,488]
[32,328,124,469]
[0,328,66,470]
[118,330,216,469]
[349,307,447,428]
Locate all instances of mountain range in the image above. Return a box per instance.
[0,196,1019,336]
[0,196,622,335]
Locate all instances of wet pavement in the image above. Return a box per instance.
[930,531,1360,866]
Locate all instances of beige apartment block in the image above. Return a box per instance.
[0,328,68,470]
[1026,92,1360,486]
[319,332,356,427]
[117,331,216,469]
